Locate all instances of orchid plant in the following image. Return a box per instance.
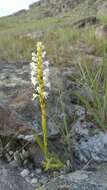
[30,42,64,170]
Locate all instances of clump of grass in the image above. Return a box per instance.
[82,27,107,56]
[43,27,81,66]
[0,17,81,65]
[0,35,35,63]
[58,91,71,148]
[99,15,107,24]
[74,54,107,130]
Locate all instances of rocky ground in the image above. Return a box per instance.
[42,164,107,190]
[0,62,74,189]
[0,160,34,190]
[0,0,107,189]
[1,60,107,190]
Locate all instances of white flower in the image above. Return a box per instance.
[30,62,38,74]
[46,82,51,89]
[32,52,36,57]
[37,42,42,47]
[43,68,49,77]
[42,51,46,58]
[37,86,40,93]
[30,62,36,70]
[43,92,48,99]
[30,44,50,101]
[31,76,38,86]
[32,93,38,100]
[37,42,44,49]
[32,56,37,62]
[31,70,36,76]
[43,76,48,83]
[43,61,49,67]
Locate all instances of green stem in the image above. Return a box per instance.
[37,43,48,159]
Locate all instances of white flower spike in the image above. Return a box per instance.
[30,43,50,101]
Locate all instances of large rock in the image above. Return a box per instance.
[0,63,75,166]
[42,164,107,190]
[41,0,86,16]
[75,133,107,163]
[72,16,99,28]
[0,102,33,137]
[0,63,75,139]
[40,0,107,17]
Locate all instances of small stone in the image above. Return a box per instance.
[20,169,30,177]
[60,170,65,175]
[30,173,35,177]
[35,168,42,175]
[40,176,48,184]
[25,177,31,183]
[31,178,38,185]
[24,135,34,142]
[17,134,25,139]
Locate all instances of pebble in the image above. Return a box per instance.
[39,176,48,184]
[24,135,34,142]
[31,178,38,185]
[30,172,35,177]
[35,168,42,175]
[25,177,31,183]
[20,169,30,177]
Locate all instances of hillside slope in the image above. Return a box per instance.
[0,0,107,64]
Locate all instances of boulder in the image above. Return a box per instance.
[75,133,107,164]
[0,102,33,137]
[13,9,27,16]
[0,62,75,166]
[0,63,74,139]
[72,16,99,28]
[41,0,86,16]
